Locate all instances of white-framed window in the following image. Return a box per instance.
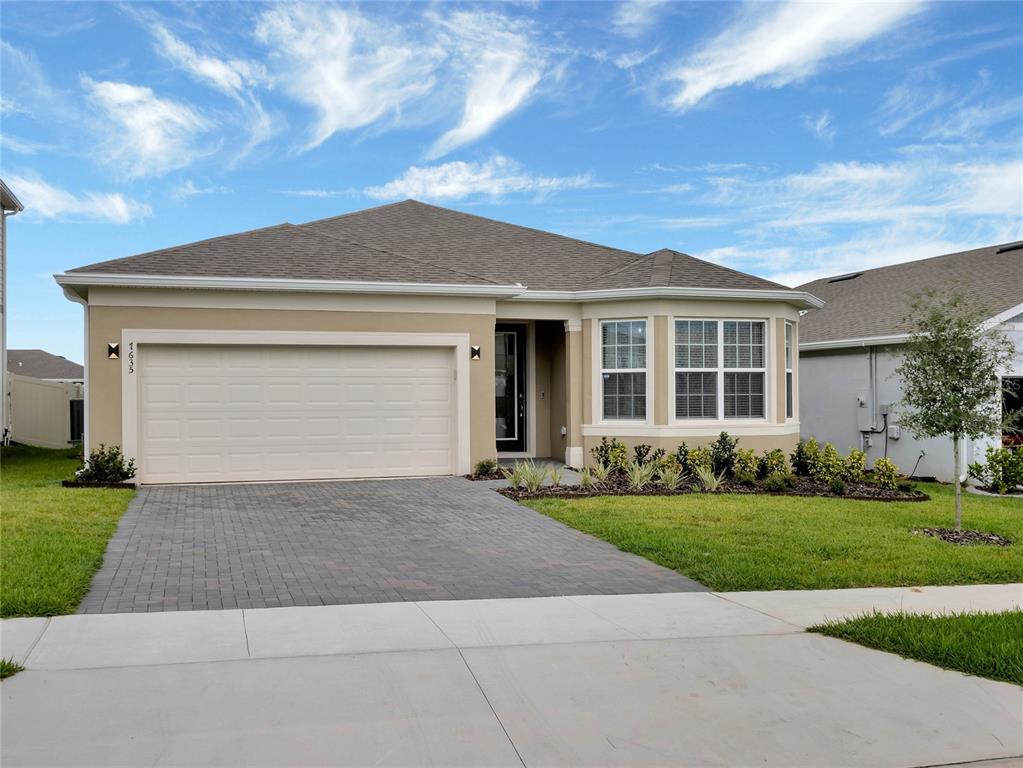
[785,321,794,419]
[601,319,647,420]
[674,319,767,420]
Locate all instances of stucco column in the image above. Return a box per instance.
[653,315,669,425]
[564,319,584,468]
[774,317,787,424]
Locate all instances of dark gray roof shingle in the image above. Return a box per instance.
[797,242,1023,344]
[67,200,795,294]
[8,349,84,380]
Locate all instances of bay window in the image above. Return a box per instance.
[675,319,767,420]
[601,319,646,420]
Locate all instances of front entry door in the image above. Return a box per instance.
[495,324,527,452]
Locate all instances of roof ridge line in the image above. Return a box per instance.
[398,199,640,262]
[298,227,506,287]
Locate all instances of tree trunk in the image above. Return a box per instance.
[953,436,962,532]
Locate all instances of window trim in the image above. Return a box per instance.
[598,317,651,424]
[785,320,794,420]
[670,316,770,424]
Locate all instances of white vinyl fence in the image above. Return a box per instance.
[7,373,83,449]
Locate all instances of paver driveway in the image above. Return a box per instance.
[79,477,701,613]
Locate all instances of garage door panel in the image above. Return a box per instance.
[139,344,455,483]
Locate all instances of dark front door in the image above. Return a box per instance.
[495,324,527,452]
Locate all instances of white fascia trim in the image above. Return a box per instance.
[986,301,1023,328]
[800,333,909,351]
[517,286,824,309]
[55,272,525,299]
[582,422,801,438]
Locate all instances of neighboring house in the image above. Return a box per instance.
[7,349,85,382]
[797,242,1023,482]
[5,349,85,449]
[55,200,821,485]
[1,179,24,445]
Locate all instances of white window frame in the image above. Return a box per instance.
[671,317,770,423]
[785,321,794,420]
[599,318,650,423]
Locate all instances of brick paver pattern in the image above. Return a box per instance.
[79,477,702,613]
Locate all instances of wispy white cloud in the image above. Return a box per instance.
[278,188,359,198]
[925,95,1023,141]
[82,76,211,178]
[142,16,273,157]
[665,1,922,110]
[255,4,440,150]
[6,174,151,223]
[877,75,951,136]
[802,109,835,142]
[612,0,668,39]
[427,11,544,159]
[172,180,230,200]
[0,134,52,155]
[365,155,594,201]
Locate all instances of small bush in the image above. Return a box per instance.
[695,465,726,492]
[518,460,549,492]
[808,442,843,484]
[657,463,684,491]
[709,432,739,477]
[829,477,847,496]
[501,463,525,488]
[968,445,1023,494]
[758,448,789,479]
[734,448,758,478]
[578,468,595,489]
[76,444,136,483]
[872,457,900,490]
[473,458,499,476]
[791,438,819,476]
[735,469,758,487]
[842,449,867,483]
[689,446,713,473]
[549,467,563,487]
[591,437,629,471]
[676,442,712,477]
[625,460,657,491]
[591,461,611,482]
[762,470,795,492]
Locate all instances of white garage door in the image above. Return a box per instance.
[139,344,455,484]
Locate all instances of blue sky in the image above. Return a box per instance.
[2,1,1021,363]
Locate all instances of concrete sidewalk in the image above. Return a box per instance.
[2,585,1021,767]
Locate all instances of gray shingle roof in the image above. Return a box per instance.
[797,242,1023,345]
[67,199,790,293]
[8,349,84,380]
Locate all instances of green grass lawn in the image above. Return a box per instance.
[812,610,1023,685]
[524,483,1023,591]
[1,445,134,617]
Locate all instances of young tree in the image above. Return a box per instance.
[896,290,1015,530]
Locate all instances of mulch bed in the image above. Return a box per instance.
[465,471,504,481]
[499,473,928,502]
[61,479,137,489]
[913,528,1013,546]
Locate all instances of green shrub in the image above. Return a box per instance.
[734,448,758,478]
[591,437,629,471]
[591,461,611,482]
[76,444,136,483]
[872,457,900,490]
[676,443,712,477]
[842,449,867,483]
[828,477,847,496]
[473,458,499,476]
[695,465,726,492]
[709,432,739,476]
[625,460,657,491]
[657,463,684,491]
[549,467,563,487]
[968,445,1023,494]
[808,442,843,484]
[503,460,549,491]
[761,470,795,492]
[758,448,789,478]
[791,438,822,476]
[734,469,758,487]
[578,468,595,489]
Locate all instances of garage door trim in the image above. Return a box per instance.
[121,329,472,483]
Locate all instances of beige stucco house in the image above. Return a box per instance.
[56,200,821,484]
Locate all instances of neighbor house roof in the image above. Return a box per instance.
[62,200,811,302]
[797,242,1023,347]
[7,349,84,380]
[1,178,24,214]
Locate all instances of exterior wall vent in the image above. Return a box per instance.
[827,272,862,283]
